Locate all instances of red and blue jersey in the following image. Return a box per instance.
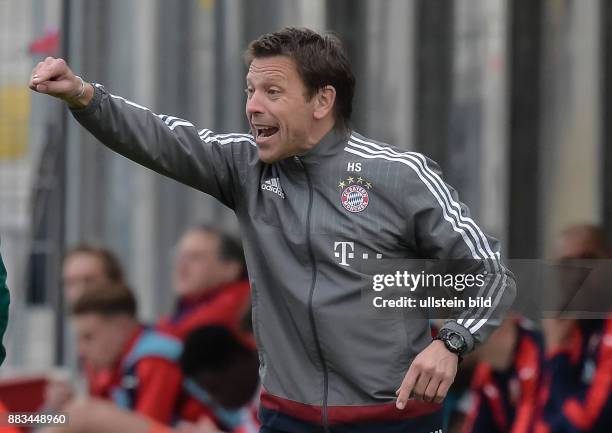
[84,326,184,425]
[535,317,612,433]
[463,322,543,433]
[156,279,251,340]
[154,279,255,429]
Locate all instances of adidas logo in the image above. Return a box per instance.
[261,177,285,199]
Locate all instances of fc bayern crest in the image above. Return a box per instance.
[341,184,369,213]
[338,176,373,213]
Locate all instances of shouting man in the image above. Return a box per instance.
[30,27,515,433]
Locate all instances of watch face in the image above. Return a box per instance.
[448,334,463,349]
[447,333,465,351]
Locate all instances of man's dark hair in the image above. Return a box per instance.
[245,27,356,131]
[64,244,126,284]
[180,325,251,377]
[71,283,137,318]
[193,224,246,272]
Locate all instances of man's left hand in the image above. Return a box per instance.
[395,339,458,407]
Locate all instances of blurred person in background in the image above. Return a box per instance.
[29,27,516,433]
[177,325,260,432]
[45,283,185,426]
[40,325,260,433]
[534,224,612,433]
[42,245,128,413]
[462,314,543,433]
[62,245,126,305]
[43,228,252,430]
[157,225,250,340]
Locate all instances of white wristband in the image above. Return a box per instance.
[74,76,86,99]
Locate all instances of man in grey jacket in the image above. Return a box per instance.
[30,27,515,433]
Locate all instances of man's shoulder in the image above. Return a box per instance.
[199,129,261,172]
[124,328,183,368]
[343,131,440,180]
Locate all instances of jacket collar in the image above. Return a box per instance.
[173,279,248,320]
[294,127,350,164]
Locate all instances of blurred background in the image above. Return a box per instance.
[0,0,610,417]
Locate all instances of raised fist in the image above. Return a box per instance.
[29,56,92,107]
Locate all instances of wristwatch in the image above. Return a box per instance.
[434,328,467,360]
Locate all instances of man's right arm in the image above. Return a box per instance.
[30,57,252,209]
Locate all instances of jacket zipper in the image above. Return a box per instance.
[296,156,330,433]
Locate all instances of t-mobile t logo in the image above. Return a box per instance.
[334,241,354,267]
[333,241,383,267]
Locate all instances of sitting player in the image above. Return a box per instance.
[535,224,612,433]
[40,325,260,433]
[462,315,543,433]
[71,283,184,425]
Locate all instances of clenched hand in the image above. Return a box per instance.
[29,56,93,108]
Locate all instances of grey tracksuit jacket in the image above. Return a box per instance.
[71,84,516,428]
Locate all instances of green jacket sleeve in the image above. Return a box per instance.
[0,248,9,365]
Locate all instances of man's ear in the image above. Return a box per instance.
[313,85,336,120]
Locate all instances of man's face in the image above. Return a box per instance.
[62,253,110,304]
[173,230,231,297]
[73,314,127,370]
[245,56,317,163]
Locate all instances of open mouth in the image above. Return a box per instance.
[254,126,279,139]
